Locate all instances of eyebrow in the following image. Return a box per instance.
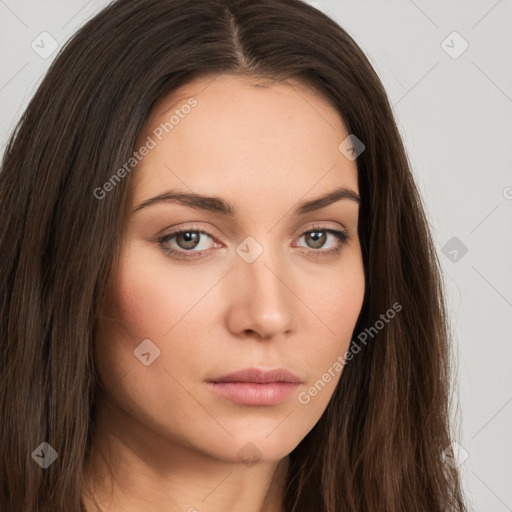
[133,186,360,216]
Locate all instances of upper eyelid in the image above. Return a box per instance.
[158,227,348,259]
[163,221,349,241]
[157,225,350,260]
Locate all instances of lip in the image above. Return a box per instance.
[206,367,302,406]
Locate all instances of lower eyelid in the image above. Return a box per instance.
[158,226,349,257]
[163,228,344,244]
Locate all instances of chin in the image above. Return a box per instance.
[209,431,303,464]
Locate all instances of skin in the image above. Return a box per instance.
[83,74,365,512]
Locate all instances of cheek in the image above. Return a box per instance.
[92,253,217,441]
[297,257,365,404]
[311,252,365,341]
[108,245,212,340]
[94,245,219,384]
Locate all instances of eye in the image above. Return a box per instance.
[156,223,351,260]
[294,224,350,258]
[157,226,218,260]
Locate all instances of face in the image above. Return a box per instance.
[94,74,365,464]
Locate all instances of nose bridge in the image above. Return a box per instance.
[228,234,296,337]
[244,250,288,304]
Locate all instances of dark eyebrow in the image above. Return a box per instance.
[293,187,360,215]
[132,186,360,215]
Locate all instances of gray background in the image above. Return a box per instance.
[1,1,511,510]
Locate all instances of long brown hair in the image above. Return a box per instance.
[0,0,466,510]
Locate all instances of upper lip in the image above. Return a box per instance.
[208,367,302,384]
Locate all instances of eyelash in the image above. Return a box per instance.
[156,223,350,260]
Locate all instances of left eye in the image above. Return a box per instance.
[296,229,345,250]
[162,230,214,253]
[157,226,350,260]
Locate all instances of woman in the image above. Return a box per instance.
[0,0,467,510]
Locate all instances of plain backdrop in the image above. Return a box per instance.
[1,1,511,510]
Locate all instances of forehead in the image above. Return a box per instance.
[129,74,359,215]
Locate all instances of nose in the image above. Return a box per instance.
[225,249,296,341]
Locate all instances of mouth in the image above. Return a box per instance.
[206,367,302,406]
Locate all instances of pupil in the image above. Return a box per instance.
[178,232,199,249]
[308,230,325,248]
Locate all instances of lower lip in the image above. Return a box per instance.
[206,381,300,405]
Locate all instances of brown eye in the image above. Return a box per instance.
[296,228,349,257]
[174,231,201,250]
[157,227,217,260]
[304,230,327,249]
[156,224,350,261]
